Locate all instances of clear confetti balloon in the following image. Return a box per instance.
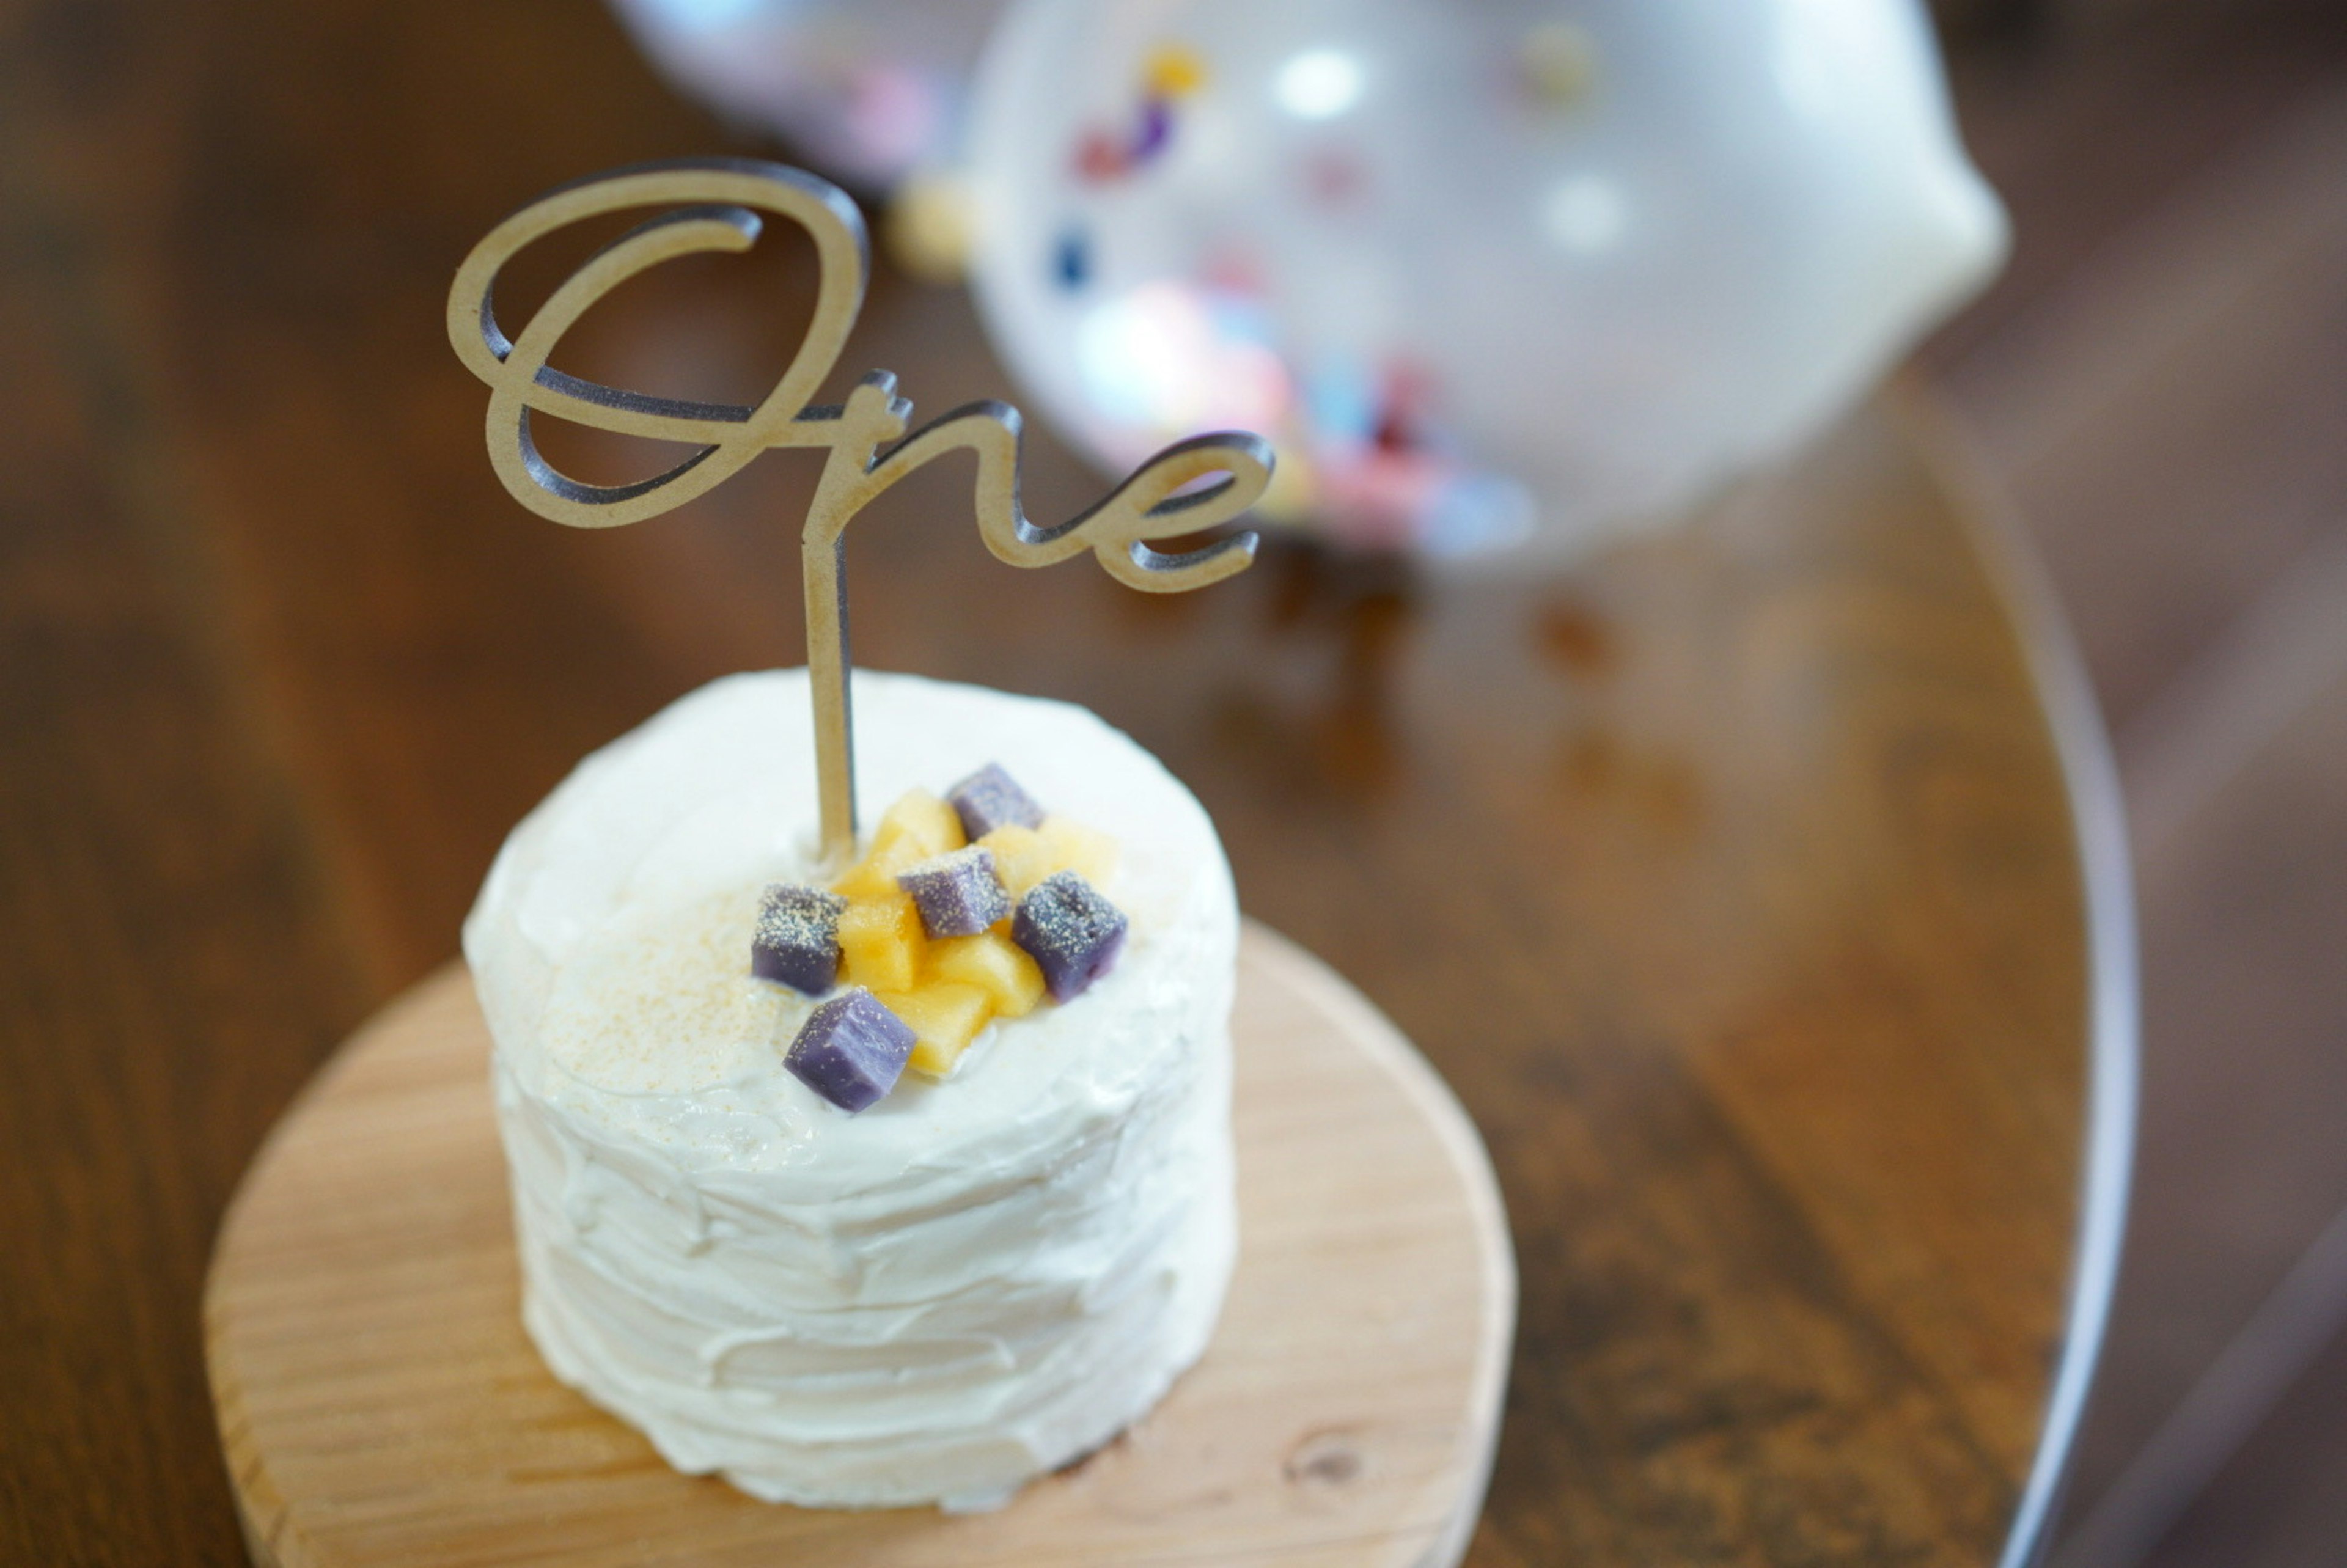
[607,0,1005,190]
[965,0,2007,559]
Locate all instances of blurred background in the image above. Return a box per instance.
[6,0,2346,1562]
[1925,2,2347,1561]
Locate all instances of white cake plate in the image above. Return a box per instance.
[206,920,1516,1568]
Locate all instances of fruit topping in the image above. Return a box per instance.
[947,762,1046,841]
[928,929,1047,1018]
[750,884,847,995]
[1012,871,1129,1002]
[837,891,928,994]
[875,982,994,1076]
[1038,815,1119,889]
[755,776,1131,1111]
[872,788,966,860]
[832,833,927,902]
[897,845,1012,939]
[975,823,1051,898]
[785,989,916,1113]
[980,815,1120,898]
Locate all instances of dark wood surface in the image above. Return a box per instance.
[1,3,2121,1565]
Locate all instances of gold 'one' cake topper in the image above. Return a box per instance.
[447,158,1271,865]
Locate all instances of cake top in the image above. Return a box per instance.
[465,669,1236,1182]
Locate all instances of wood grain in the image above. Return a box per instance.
[207,925,1513,1568]
[0,1,2125,1565]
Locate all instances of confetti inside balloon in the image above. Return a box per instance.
[965,0,2007,560]
[607,0,1007,190]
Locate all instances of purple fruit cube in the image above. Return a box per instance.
[897,845,1012,939]
[1011,871,1129,1002]
[947,762,1045,841]
[751,884,847,995]
[784,989,916,1113]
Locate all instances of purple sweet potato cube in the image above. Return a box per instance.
[784,989,916,1113]
[897,844,1012,939]
[946,762,1046,841]
[1010,871,1129,1002]
[751,884,847,995]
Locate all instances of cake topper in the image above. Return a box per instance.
[447,158,1271,864]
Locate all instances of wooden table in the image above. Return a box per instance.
[1,2,2132,1564]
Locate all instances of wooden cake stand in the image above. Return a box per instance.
[205,921,1516,1568]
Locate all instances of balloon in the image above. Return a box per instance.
[606,0,1006,190]
[964,0,2006,559]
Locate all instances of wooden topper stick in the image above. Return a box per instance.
[447,158,1272,865]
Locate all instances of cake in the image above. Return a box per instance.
[463,668,1240,1510]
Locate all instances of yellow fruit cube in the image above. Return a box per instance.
[978,823,1054,898]
[872,788,965,860]
[879,983,994,1076]
[980,815,1120,897]
[1038,815,1118,888]
[831,833,926,902]
[929,929,1046,1019]
[837,893,927,994]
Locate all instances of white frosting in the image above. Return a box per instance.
[464,670,1238,1509]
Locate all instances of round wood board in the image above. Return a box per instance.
[206,920,1516,1568]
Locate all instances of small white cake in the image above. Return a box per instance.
[464,669,1239,1510]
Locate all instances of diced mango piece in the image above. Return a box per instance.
[1038,815,1118,888]
[878,983,994,1076]
[978,823,1054,898]
[929,928,1046,1019]
[837,893,927,994]
[980,815,1120,896]
[872,788,965,860]
[832,833,927,902]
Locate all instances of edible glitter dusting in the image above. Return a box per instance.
[751,884,848,995]
[947,761,1046,840]
[898,844,1014,939]
[1013,871,1130,1002]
